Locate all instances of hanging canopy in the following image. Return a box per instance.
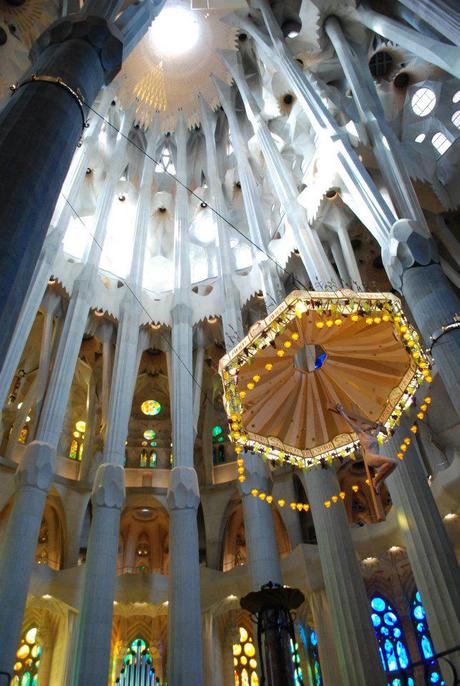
[219,290,430,468]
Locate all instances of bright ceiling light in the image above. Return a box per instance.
[149,7,200,57]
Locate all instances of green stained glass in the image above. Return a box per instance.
[130,638,147,653]
[212,425,223,437]
[141,400,161,416]
[20,673,31,686]
[143,429,156,440]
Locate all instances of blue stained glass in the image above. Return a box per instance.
[315,353,327,369]
[384,612,398,626]
[310,630,318,647]
[408,679,415,686]
[415,591,422,603]
[430,673,440,683]
[421,635,434,659]
[396,641,409,669]
[370,596,412,681]
[385,639,398,671]
[413,605,426,620]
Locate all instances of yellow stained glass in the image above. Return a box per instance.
[14,662,22,672]
[244,643,255,658]
[141,400,161,416]
[16,645,29,659]
[249,659,257,669]
[239,627,248,643]
[233,644,242,657]
[75,420,86,433]
[251,672,259,685]
[240,656,247,665]
[241,669,249,686]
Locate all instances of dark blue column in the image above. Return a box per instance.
[0,14,123,364]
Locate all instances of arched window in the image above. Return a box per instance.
[297,625,322,686]
[12,626,41,686]
[233,626,259,686]
[116,637,160,684]
[290,638,304,686]
[410,591,444,685]
[370,596,413,685]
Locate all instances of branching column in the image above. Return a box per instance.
[384,420,460,675]
[213,76,284,312]
[167,116,204,685]
[302,467,386,686]
[220,51,334,289]
[72,120,161,685]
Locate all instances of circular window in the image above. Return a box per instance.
[411,88,436,117]
[415,133,426,143]
[143,429,157,440]
[369,51,393,78]
[141,400,161,416]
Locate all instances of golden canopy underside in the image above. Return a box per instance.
[238,312,413,458]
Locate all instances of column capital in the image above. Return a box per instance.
[31,14,123,86]
[91,463,125,509]
[167,466,200,511]
[238,451,273,496]
[382,219,439,291]
[16,441,56,492]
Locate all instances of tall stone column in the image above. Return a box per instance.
[0,0,166,364]
[386,0,460,47]
[302,467,386,686]
[213,76,284,312]
[71,463,125,686]
[0,441,55,678]
[385,420,460,672]
[309,590,342,686]
[167,467,204,686]
[203,610,225,686]
[357,4,460,79]
[238,452,282,589]
[0,94,110,412]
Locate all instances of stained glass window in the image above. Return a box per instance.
[11,626,41,686]
[290,639,304,686]
[233,627,259,686]
[370,596,413,686]
[68,439,79,460]
[141,400,161,416]
[140,450,148,468]
[410,591,444,685]
[148,452,157,468]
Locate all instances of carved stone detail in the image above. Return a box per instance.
[382,219,439,291]
[91,463,125,509]
[31,15,123,85]
[167,466,200,511]
[16,441,56,491]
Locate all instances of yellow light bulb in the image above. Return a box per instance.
[424,396,432,404]
[278,499,285,507]
[352,485,359,492]
[365,317,373,325]
[284,340,292,349]
[316,321,325,329]
[326,320,334,327]
[421,403,427,411]
[238,475,245,482]
[276,350,285,357]
[400,325,408,333]
[291,332,299,341]
[239,391,246,399]
[259,492,266,500]
[397,452,404,460]
[247,382,254,390]
[351,313,359,321]
[425,375,433,383]
[382,314,390,322]
[253,375,261,383]
[373,317,381,324]
[339,491,346,499]
[324,500,331,508]
[265,363,273,371]
[296,503,303,511]
[400,444,407,452]
[417,412,424,420]
[290,502,297,510]
[410,425,418,434]
[332,495,338,503]
[334,319,343,326]
[404,437,411,445]
[251,489,258,497]
[266,495,273,504]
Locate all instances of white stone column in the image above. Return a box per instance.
[238,452,282,589]
[218,53,334,290]
[337,224,363,290]
[71,463,125,686]
[199,97,244,347]
[0,441,55,678]
[302,467,386,686]
[309,589,342,686]
[361,1,460,59]
[227,2,395,247]
[324,15,429,226]
[399,0,460,46]
[99,323,114,437]
[203,610,225,686]
[167,467,204,686]
[385,419,460,674]
[213,76,284,312]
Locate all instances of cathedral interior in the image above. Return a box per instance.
[0,0,459,685]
